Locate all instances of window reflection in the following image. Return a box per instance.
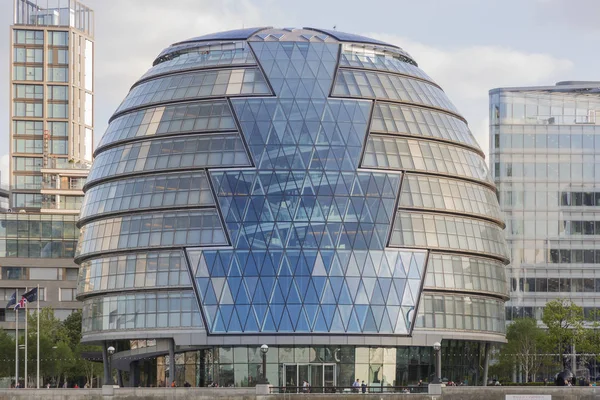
[363,135,492,184]
[81,291,203,332]
[333,70,459,115]
[87,133,250,185]
[390,211,509,260]
[98,100,237,150]
[115,68,271,115]
[371,102,479,149]
[78,251,191,294]
[424,253,508,296]
[80,171,214,220]
[77,210,227,258]
[416,294,505,333]
[400,174,502,222]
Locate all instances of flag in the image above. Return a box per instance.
[5,290,17,309]
[22,287,37,304]
[15,297,26,309]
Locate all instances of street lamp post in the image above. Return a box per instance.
[260,344,269,384]
[107,346,115,385]
[432,342,442,384]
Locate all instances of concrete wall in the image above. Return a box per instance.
[442,386,600,400]
[1,386,598,400]
[0,387,431,400]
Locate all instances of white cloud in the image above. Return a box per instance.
[86,0,272,143]
[366,33,574,157]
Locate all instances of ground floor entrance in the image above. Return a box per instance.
[139,341,487,388]
[283,363,336,392]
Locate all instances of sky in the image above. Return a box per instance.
[1,0,599,183]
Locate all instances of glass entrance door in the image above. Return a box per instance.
[324,364,335,392]
[283,363,336,393]
[284,364,297,392]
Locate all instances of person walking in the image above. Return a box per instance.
[361,380,367,393]
[302,380,310,393]
[352,378,360,393]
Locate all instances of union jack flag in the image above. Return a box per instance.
[14,297,27,310]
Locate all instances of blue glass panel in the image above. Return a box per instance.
[182,41,429,335]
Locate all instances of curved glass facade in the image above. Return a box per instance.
[81,291,203,333]
[399,174,503,222]
[332,69,459,115]
[80,172,214,221]
[370,102,479,150]
[141,43,256,82]
[86,133,250,185]
[78,250,191,295]
[78,28,509,388]
[97,100,237,150]
[115,68,271,115]
[362,135,492,184]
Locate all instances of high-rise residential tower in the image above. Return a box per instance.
[77,27,509,388]
[0,0,94,331]
[490,82,600,326]
[10,0,94,213]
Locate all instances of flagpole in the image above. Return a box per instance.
[36,284,39,389]
[24,287,27,389]
[15,289,18,389]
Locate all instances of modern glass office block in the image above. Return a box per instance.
[490,81,600,323]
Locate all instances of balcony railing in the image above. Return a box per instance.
[41,201,82,210]
[44,158,92,170]
[41,182,85,190]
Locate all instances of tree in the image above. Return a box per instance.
[28,308,68,344]
[0,330,15,378]
[74,343,104,387]
[503,318,548,382]
[62,310,82,348]
[542,298,586,371]
[54,341,75,386]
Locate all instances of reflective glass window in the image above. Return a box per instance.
[87,133,250,185]
[362,135,492,184]
[339,45,432,81]
[416,294,505,334]
[390,211,509,260]
[81,291,203,332]
[424,253,508,296]
[142,42,255,81]
[399,174,502,222]
[13,120,43,135]
[98,100,237,149]
[13,65,43,81]
[14,30,43,45]
[78,251,191,294]
[0,214,78,258]
[13,47,43,63]
[13,156,42,171]
[47,67,68,82]
[13,139,43,154]
[371,102,479,149]
[76,209,227,258]
[13,84,43,99]
[80,171,214,220]
[13,101,42,117]
[48,31,68,46]
[115,68,271,114]
[332,69,459,115]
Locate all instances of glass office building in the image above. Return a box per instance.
[491,82,600,324]
[77,27,509,388]
[2,0,94,334]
